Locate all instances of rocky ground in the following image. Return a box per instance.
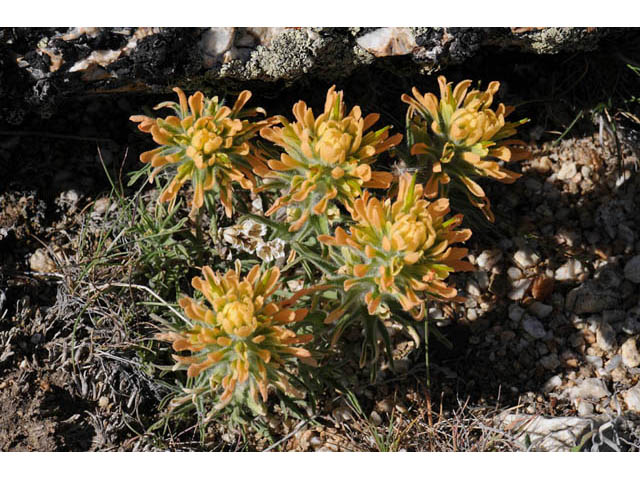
[1,29,640,451]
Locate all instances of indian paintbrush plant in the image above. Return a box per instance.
[249,86,402,234]
[156,262,318,418]
[402,76,530,222]
[127,79,530,434]
[130,87,274,218]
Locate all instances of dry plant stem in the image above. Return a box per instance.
[88,281,192,325]
[424,307,433,428]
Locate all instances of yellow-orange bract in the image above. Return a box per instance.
[158,263,316,413]
[249,86,402,232]
[402,76,530,222]
[130,88,274,217]
[319,173,473,320]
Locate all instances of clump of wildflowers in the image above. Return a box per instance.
[158,263,316,415]
[319,173,473,320]
[249,86,402,232]
[130,88,273,217]
[402,76,530,221]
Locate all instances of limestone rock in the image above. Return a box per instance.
[1,27,626,123]
[622,385,640,413]
[565,280,620,315]
[568,378,610,402]
[620,337,640,368]
[623,255,640,284]
[497,413,592,451]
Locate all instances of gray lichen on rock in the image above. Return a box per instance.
[0,26,629,123]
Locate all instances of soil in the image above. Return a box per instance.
[1,33,640,451]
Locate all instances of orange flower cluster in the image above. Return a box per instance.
[402,76,529,221]
[249,86,401,231]
[319,173,473,320]
[159,263,315,413]
[131,88,273,217]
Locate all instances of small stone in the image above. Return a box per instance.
[466,280,481,297]
[543,374,562,392]
[522,315,546,339]
[309,436,323,448]
[620,337,640,368]
[497,413,591,451]
[554,259,584,282]
[513,248,540,270]
[604,355,621,373]
[540,353,560,370]
[376,398,393,414]
[466,308,478,322]
[622,315,640,335]
[356,27,417,56]
[29,248,56,273]
[475,271,490,290]
[576,400,594,417]
[623,255,640,283]
[529,301,553,319]
[596,322,617,352]
[508,304,525,323]
[622,385,640,413]
[332,406,353,423]
[507,267,523,280]
[370,411,382,426]
[509,278,532,301]
[476,249,502,271]
[532,276,554,301]
[92,197,111,217]
[565,281,620,314]
[98,396,109,409]
[569,378,610,402]
[557,161,577,180]
[584,355,603,369]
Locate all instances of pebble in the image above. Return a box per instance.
[557,161,577,180]
[620,337,640,368]
[576,400,594,417]
[466,280,481,297]
[476,249,502,271]
[309,436,324,448]
[474,271,490,290]
[554,259,584,282]
[332,406,353,423]
[508,304,525,323]
[542,374,562,392]
[92,197,111,217]
[508,278,532,301]
[623,255,640,283]
[513,248,540,270]
[569,378,610,402]
[603,355,621,373]
[622,316,640,335]
[369,411,383,426]
[565,281,620,314]
[507,267,523,280]
[540,353,560,370]
[622,385,640,413]
[98,396,109,409]
[29,248,56,273]
[522,315,546,339]
[584,355,603,369]
[529,301,553,319]
[376,398,393,414]
[596,322,617,352]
